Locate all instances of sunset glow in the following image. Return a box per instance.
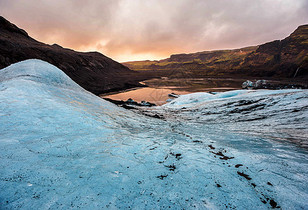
[1,0,307,62]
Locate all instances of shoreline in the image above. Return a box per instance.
[100,75,308,97]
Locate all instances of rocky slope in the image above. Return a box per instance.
[240,24,308,77]
[0,16,143,95]
[124,25,308,80]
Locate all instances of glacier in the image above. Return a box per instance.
[0,59,308,209]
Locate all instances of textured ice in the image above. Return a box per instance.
[163,89,303,108]
[160,88,308,147]
[1,60,308,209]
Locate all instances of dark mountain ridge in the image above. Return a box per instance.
[0,16,143,95]
[124,25,308,80]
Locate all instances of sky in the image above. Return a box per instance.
[0,0,308,62]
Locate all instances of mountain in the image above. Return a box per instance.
[0,16,143,95]
[240,25,308,77]
[123,25,308,80]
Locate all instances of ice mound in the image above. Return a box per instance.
[164,92,215,107]
[164,89,303,108]
[161,88,308,147]
[1,60,308,209]
[164,90,254,108]
[0,59,80,89]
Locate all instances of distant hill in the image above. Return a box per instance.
[0,16,143,95]
[123,25,308,79]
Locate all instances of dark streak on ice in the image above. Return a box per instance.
[157,174,168,180]
[237,171,252,180]
[170,152,182,160]
[235,164,243,168]
[208,145,215,150]
[267,182,273,186]
[211,151,234,160]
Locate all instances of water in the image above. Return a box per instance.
[102,77,242,105]
[101,87,191,105]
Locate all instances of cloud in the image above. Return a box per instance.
[1,0,308,61]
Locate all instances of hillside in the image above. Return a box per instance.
[123,25,308,79]
[0,16,143,95]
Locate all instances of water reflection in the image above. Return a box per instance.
[103,87,191,105]
[102,77,243,105]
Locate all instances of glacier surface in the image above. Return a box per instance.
[0,60,308,209]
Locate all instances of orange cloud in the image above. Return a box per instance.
[1,0,307,62]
